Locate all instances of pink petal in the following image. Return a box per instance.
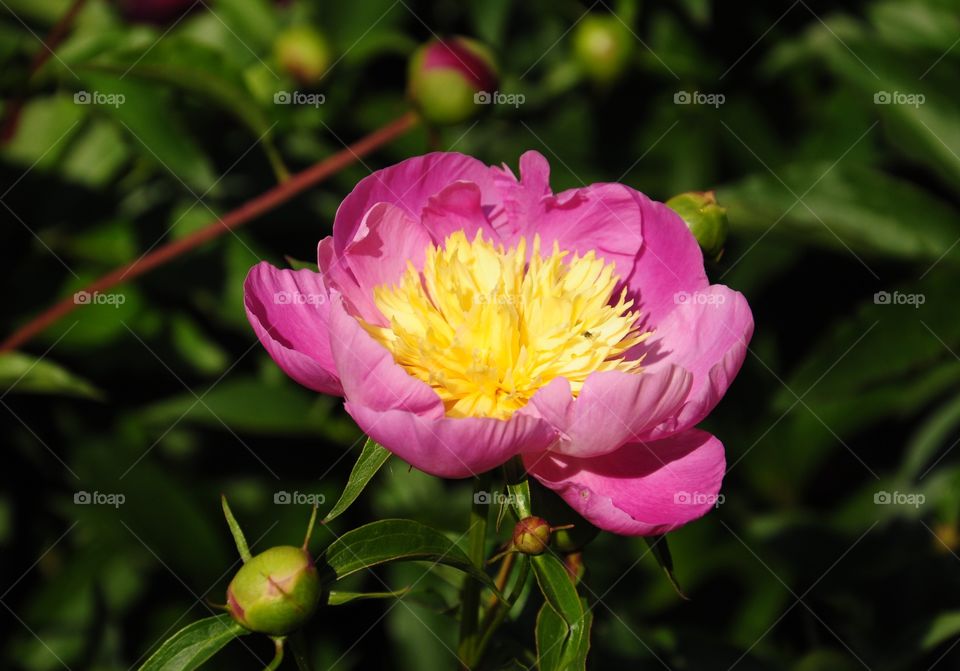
[536,183,645,283]
[640,286,754,436]
[341,202,432,301]
[328,298,557,478]
[529,366,692,458]
[628,194,710,328]
[328,298,443,418]
[524,429,725,535]
[491,150,552,241]
[493,151,643,280]
[421,181,498,243]
[333,152,500,254]
[345,402,557,478]
[243,262,341,395]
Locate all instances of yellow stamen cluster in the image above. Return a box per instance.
[362,231,650,419]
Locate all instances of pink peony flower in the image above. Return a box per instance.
[244,151,753,536]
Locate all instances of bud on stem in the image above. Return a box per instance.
[666,190,729,261]
[222,498,323,636]
[407,37,498,125]
[510,517,575,556]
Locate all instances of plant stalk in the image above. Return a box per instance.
[457,472,492,669]
[0,110,420,353]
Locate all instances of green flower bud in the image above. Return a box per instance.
[572,15,634,85]
[666,190,729,261]
[408,37,498,125]
[512,516,552,555]
[227,545,321,635]
[274,26,332,86]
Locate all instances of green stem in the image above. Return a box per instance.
[504,457,532,519]
[457,472,492,668]
[475,555,530,660]
[264,637,285,671]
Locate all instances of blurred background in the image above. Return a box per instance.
[2,0,960,669]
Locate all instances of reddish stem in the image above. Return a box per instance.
[1,111,420,353]
[1,0,89,142]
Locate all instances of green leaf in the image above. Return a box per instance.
[328,588,411,605]
[922,610,960,650]
[536,597,593,671]
[78,72,217,192]
[322,519,496,590]
[323,438,391,523]
[536,602,566,671]
[0,352,101,399]
[531,554,583,638]
[644,535,688,600]
[899,393,960,483]
[719,164,960,262]
[80,36,287,179]
[138,614,248,671]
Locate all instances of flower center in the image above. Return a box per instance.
[362,231,650,419]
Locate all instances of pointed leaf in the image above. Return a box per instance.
[644,534,688,599]
[328,588,412,605]
[536,597,593,671]
[138,614,248,671]
[322,519,496,591]
[531,554,584,638]
[0,352,101,399]
[323,438,391,523]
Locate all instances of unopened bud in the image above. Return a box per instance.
[572,15,634,85]
[274,26,332,86]
[227,545,321,635]
[512,516,552,555]
[666,190,729,261]
[408,37,498,125]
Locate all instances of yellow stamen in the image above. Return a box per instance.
[361,231,650,419]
